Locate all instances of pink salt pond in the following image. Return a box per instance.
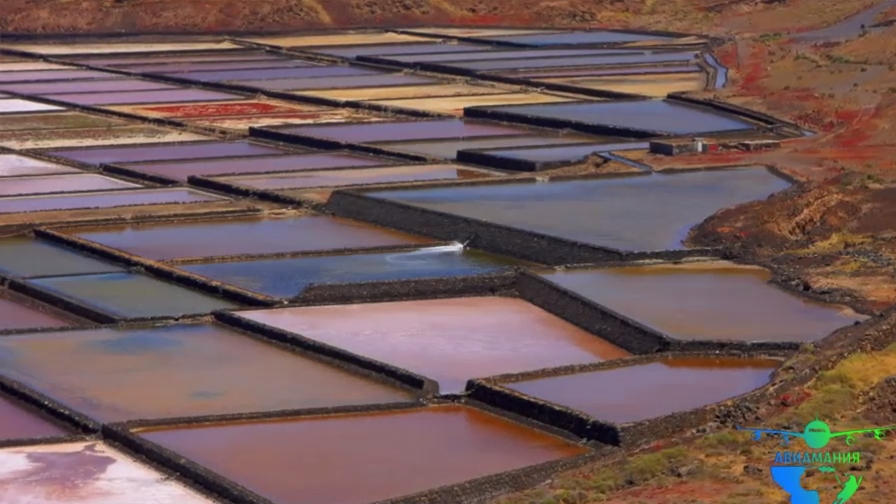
[236,296,630,393]
[45,88,241,106]
[217,163,496,190]
[0,188,221,215]
[0,173,140,197]
[0,294,74,331]
[0,395,67,442]
[137,405,587,504]
[119,152,390,182]
[0,154,81,178]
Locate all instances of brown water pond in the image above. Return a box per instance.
[541,262,867,342]
[504,356,781,424]
[0,324,411,422]
[137,405,587,504]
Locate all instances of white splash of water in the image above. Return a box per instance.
[416,241,465,254]
[384,241,465,263]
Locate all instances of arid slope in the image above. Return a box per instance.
[0,0,881,35]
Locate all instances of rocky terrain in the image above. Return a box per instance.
[0,0,883,35]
